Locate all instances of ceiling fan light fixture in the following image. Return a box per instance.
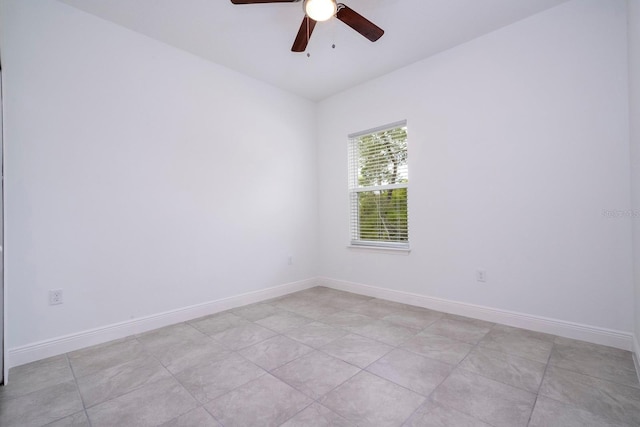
[304,0,337,22]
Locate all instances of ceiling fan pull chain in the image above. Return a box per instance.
[306,17,311,57]
[330,13,337,49]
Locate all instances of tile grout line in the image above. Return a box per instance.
[205,326,325,426]
[273,354,362,427]
[542,340,640,388]
[69,331,214,425]
[132,333,233,427]
[64,349,86,413]
[205,299,407,425]
[273,301,491,425]
[524,338,555,427]
[71,338,165,411]
[312,311,477,425]
[429,325,556,391]
[394,325,461,425]
[400,320,503,426]
[317,306,529,425]
[401,319,559,425]
[65,352,94,427]
[133,335,202,422]
[270,323,405,424]
[546,363,640,389]
[194,324,316,425]
[529,351,640,426]
[139,309,318,425]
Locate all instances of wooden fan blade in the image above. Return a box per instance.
[291,16,317,52]
[231,0,299,4]
[336,3,384,42]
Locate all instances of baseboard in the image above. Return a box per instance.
[8,276,635,373]
[7,278,318,371]
[319,277,634,351]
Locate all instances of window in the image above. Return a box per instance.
[348,121,409,249]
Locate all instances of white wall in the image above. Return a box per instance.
[1,0,635,362]
[629,0,640,353]
[0,0,318,349]
[318,0,633,332]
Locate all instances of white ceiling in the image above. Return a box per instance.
[57,0,569,101]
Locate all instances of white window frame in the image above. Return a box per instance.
[348,120,409,250]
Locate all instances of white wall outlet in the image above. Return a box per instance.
[49,289,63,305]
[288,255,293,265]
[476,270,487,283]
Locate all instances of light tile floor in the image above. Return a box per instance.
[1,286,639,426]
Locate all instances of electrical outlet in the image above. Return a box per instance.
[476,270,487,283]
[49,289,63,305]
[288,255,293,265]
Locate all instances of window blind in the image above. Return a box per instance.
[348,121,409,248]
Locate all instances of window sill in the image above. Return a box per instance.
[347,245,411,255]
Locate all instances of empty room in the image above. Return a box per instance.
[1,0,640,425]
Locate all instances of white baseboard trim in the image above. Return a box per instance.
[319,277,634,351]
[8,276,635,374]
[7,278,318,371]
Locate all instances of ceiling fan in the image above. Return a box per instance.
[230,0,384,52]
